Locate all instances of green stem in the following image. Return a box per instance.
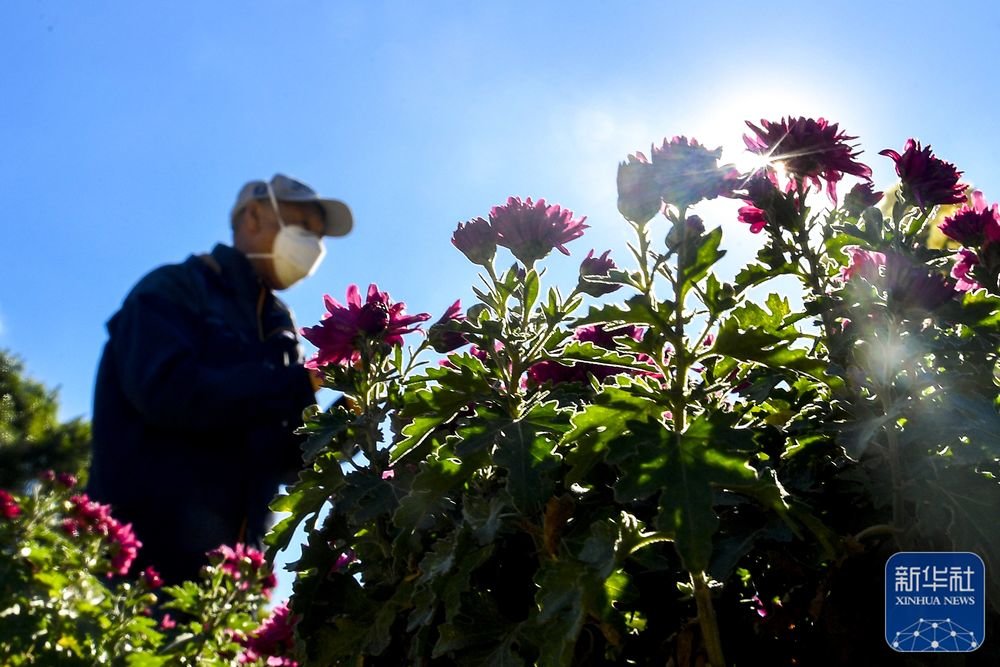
[691,570,726,667]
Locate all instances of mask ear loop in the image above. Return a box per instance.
[266,181,286,228]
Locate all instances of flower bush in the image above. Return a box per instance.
[273,116,1000,666]
[0,474,296,666]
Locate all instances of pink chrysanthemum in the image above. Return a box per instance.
[302,284,431,368]
[879,139,966,209]
[841,246,886,282]
[208,543,276,596]
[490,196,588,266]
[738,206,768,234]
[951,248,982,292]
[651,136,739,210]
[939,191,1000,247]
[744,117,872,202]
[62,493,141,576]
[1,489,20,520]
[236,602,300,666]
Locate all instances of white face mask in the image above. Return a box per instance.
[246,185,326,289]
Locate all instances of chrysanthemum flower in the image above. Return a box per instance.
[743,117,872,202]
[452,217,497,266]
[617,152,662,224]
[236,601,299,666]
[578,250,620,297]
[0,489,20,520]
[62,493,141,575]
[302,284,430,368]
[951,248,981,292]
[490,196,588,266]
[841,246,886,282]
[651,136,739,210]
[738,206,768,234]
[879,139,966,209]
[939,191,1000,247]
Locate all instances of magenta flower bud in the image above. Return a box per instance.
[428,300,468,353]
[617,152,661,224]
[578,250,620,297]
[142,566,164,589]
[452,217,497,266]
[879,139,966,209]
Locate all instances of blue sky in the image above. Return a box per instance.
[3,0,999,605]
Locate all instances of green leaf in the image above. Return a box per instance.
[523,268,540,315]
[533,559,587,667]
[678,226,725,298]
[492,423,559,512]
[394,448,485,532]
[610,414,757,572]
[561,383,665,483]
[714,294,828,379]
[557,341,659,375]
[573,294,670,330]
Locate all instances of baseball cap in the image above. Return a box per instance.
[232,173,353,237]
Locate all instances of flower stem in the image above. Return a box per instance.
[691,570,726,667]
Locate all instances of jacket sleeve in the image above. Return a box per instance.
[108,268,316,432]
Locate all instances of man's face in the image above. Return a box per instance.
[242,199,326,288]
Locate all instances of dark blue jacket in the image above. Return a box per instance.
[87,244,315,583]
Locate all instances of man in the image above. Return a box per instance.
[87,174,352,584]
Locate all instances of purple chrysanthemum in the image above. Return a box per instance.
[452,217,497,266]
[939,191,1000,247]
[490,196,588,266]
[650,136,739,210]
[879,139,966,209]
[578,250,620,297]
[743,117,872,202]
[302,284,430,368]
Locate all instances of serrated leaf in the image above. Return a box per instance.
[678,226,725,298]
[561,383,664,483]
[611,415,757,572]
[493,424,559,512]
[573,294,669,329]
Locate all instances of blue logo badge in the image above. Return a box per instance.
[885,551,985,652]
